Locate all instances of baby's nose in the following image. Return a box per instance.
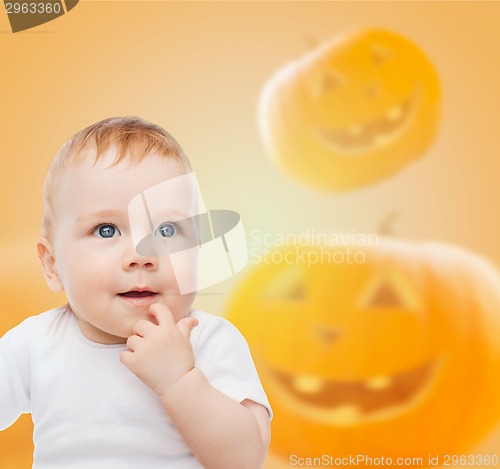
[126,257,157,270]
[123,244,159,271]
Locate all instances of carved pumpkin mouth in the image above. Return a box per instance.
[267,356,441,426]
[316,88,419,154]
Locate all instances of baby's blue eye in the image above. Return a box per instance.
[155,223,176,238]
[94,224,120,238]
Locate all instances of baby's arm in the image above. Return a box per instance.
[120,304,270,469]
[0,326,31,431]
[159,369,270,469]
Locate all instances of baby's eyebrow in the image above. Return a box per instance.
[76,209,126,222]
[148,209,192,220]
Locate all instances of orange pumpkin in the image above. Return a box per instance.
[225,240,500,462]
[259,28,441,191]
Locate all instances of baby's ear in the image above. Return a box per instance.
[37,238,64,293]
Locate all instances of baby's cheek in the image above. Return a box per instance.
[166,248,199,295]
[166,293,196,323]
[65,257,107,298]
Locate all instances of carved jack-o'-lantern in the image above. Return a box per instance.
[259,29,441,191]
[225,241,500,462]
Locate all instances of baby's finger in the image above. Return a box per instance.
[120,350,134,367]
[132,319,156,337]
[126,334,141,352]
[176,317,199,340]
[149,303,175,326]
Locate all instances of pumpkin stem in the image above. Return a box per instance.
[378,211,400,235]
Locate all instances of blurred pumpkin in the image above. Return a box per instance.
[225,240,500,462]
[259,28,441,191]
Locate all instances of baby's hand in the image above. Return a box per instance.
[120,303,199,396]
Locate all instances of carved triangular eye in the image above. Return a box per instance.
[309,67,344,99]
[323,71,345,93]
[370,43,393,65]
[367,281,405,308]
[262,265,307,302]
[358,270,422,311]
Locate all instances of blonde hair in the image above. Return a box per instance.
[41,116,191,240]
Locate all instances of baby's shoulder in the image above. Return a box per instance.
[5,305,71,341]
[188,309,247,348]
[189,309,240,334]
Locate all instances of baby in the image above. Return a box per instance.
[0,117,271,468]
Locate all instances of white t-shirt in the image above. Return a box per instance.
[0,306,272,468]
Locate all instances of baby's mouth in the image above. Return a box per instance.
[118,290,157,298]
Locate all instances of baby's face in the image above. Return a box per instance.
[49,150,197,344]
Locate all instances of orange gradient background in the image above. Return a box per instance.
[1,1,500,468]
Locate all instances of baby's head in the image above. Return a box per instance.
[38,117,198,344]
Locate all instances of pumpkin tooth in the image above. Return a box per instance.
[387,105,402,121]
[293,375,324,394]
[374,134,392,147]
[365,375,392,390]
[329,405,362,424]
